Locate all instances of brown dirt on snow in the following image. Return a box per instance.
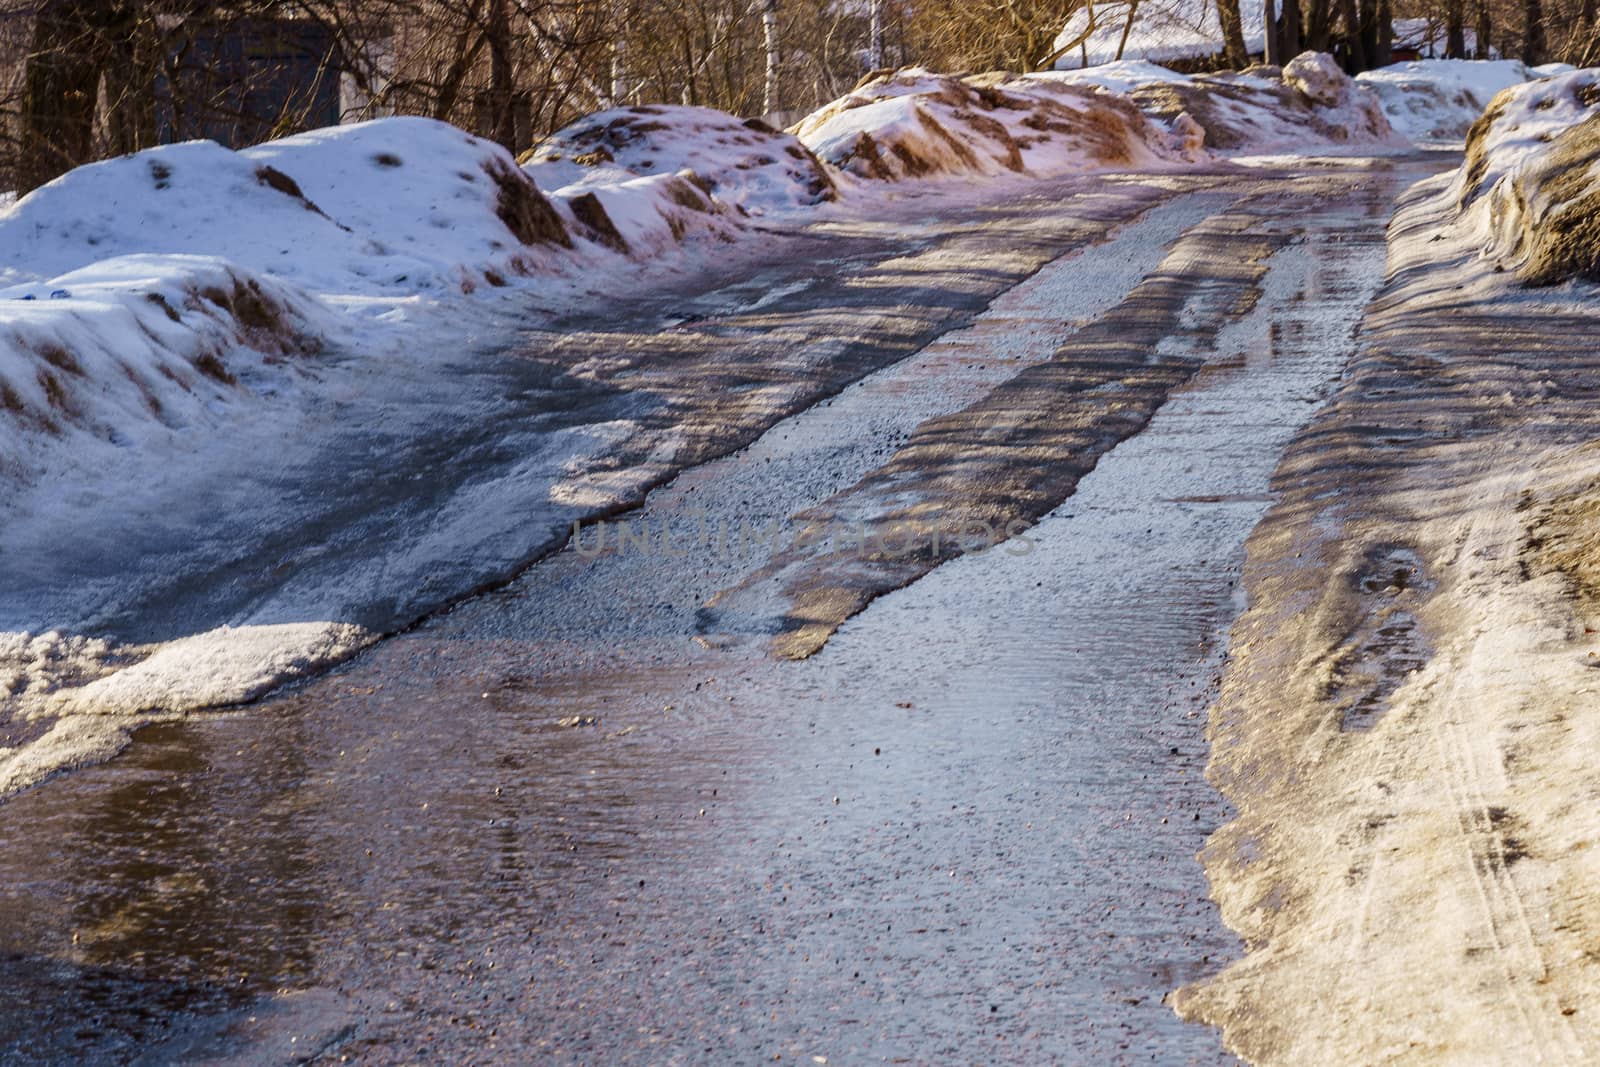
[1523,470,1600,610]
[567,191,628,253]
[1501,113,1600,285]
[1458,91,1513,210]
[484,156,571,248]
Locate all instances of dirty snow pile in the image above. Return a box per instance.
[0,118,583,484]
[1128,52,1401,152]
[523,104,838,258]
[791,68,1201,183]
[1052,0,1265,69]
[1174,100,1600,1062]
[1441,68,1600,284]
[1356,59,1545,142]
[526,104,836,217]
[0,110,828,489]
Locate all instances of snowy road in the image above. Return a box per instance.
[0,154,1449,1063]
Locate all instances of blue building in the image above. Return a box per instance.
[156,19,343,149]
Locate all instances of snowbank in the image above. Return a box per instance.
[1033,59,1193,95]
[549,170,743,260]
[0,256,334,484]
[0,120,587,480]
[0,112,801,488]
[0,112,772,795]
[1131,52,1401,152]
[1052,0,1265,70]
[1446,68,1600,284]
[525,104,836,215]
[523,104,832,257]
[791,68,1198,183]
[0,120,568,303]
[1174,152,1600,1067]
[1357,59,1533,142]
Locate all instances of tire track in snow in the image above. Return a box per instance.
[696,192,1332,659]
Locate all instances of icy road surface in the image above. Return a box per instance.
[0,154,1447,1063]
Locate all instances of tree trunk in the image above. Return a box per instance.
[1339,0,1368,70]
[1216,0,1251,66]
[1304,0,1331,52]
[1374,0,1393,64]
[1446,0,1468,57]
[1283,0,1303,56]
[869,0,884,69]
[432,23,485,123]
[487,0,517,151]
[761,0,779,117]
[103,9,157,157]
[1358,0,1379,64]
[1264,0,1282,65]
[610,12,628,106]
[1523,0,1546,62]
[1116,0,1142,60]
[1475,0,1493,58]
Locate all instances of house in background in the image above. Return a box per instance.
[156,18,343,149]
[0,8,348,193]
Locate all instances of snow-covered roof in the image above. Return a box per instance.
[1052,0,1266,70]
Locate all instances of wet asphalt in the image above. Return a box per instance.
[0,156,1448,1065]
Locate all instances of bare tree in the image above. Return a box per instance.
[760,0,778,115]
[1524,0,1547,57]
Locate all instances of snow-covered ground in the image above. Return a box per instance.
[1037,59,1195,95]
[526,104,837,215]
[0,119,561,493]
[1358,58,1540,142]
[1052,0,1265,70]
[1048,53,1560,150]
[789,53,1411,182]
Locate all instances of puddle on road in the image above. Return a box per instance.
[0,169,1408,1064]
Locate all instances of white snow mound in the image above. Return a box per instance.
[1358,59,1535,143]
[0,120,567,302]
[0,118,581,487]
[0,255,335,484]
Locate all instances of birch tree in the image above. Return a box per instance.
[760,0,778,116]
[869,0,884,67]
